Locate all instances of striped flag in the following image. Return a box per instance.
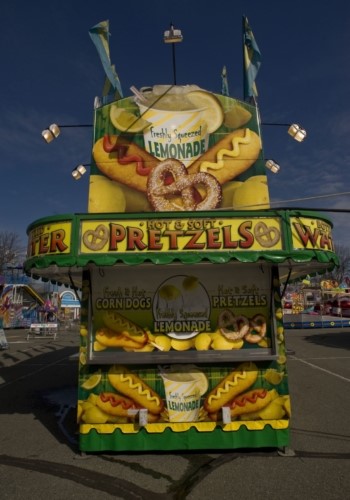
[221,66,229,96]
[89,20,123,101]
[243,16,261,102]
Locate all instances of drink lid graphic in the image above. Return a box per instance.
[135,85,224,166]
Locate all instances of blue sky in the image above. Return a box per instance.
[1,0,350,253]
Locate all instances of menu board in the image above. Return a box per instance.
[84,262,278,363]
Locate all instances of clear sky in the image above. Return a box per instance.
[1,0,350,255]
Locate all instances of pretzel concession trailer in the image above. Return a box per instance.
[24,84,338,453]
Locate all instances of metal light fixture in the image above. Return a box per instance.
[71,165,87,180]
[287,123,307,142]
[265,159,281,174]
[41,123,92,143]
[163,24,183,43]
[262,122,307,142]
[41,123,61,143]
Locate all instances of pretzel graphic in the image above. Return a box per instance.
[83,224,109,250]
[254,221,280,248]
[147,159,222,211]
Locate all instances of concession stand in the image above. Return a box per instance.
[24,23,338,453]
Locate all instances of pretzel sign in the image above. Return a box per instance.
[147,159,222,211]
[254,222,280,248]
[83,224,109,251]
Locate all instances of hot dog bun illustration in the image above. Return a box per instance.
[188,128,261,184]
[102,310,148,345]
[95,392,138,417]
[95,328,147,349]
[108,365,164,415]
[204,361,258,414]
[208,388,272,421]
[93,392,160,423]
[93,135,160,192]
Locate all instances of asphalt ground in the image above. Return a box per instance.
[0,325,349,499]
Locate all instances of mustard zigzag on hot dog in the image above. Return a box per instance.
[108,365,164,414]
[204,361,258,413]
[188,128,261,185]
[103,310,148,345]
[95,327,146,349]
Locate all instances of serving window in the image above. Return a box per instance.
[83,262,279,364]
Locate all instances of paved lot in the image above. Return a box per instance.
[0,326,349,499]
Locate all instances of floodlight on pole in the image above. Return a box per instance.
[41,123,92,143]
[163,23,183,85]
[262,122,307,142]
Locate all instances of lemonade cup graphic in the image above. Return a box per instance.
[136,86,224,167]
[160,365,208,422]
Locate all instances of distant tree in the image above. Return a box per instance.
[0,231,24,275]
[331,244,350,284]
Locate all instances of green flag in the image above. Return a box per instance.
[89,20,123,101]
[243,16,261,102]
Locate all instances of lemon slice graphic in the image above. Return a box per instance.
[186,90,224,133]
[264,369,284,385]
[223,104,252,129]
[110,106,150,133]
[81,370,102,390]
[191,370,209,395]
[79,349,87,366]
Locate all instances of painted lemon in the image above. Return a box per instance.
[171,338,193,351]
[283,396,291,417]
[258,401,286,420]
[81,370,102,390]
[159,285,181,300]
[221,181,243,208]
[232,176,269,210]
[258,337,271,348]
[277,354,287,365]
[87,393,99,405]
[186,90,224,133]
[110,106,150,133]
[80,326,88,337]
[93,340,107,351]
[79,349,87,366]
[275,308,283,320]
[120,183,152,212]
[81,400,95,412]
[211,335,243,350]
[264,369,284,385]
[194,333,212,351]
[224,104,252,129]
[190,370,209,395]
[82,406,109,424]
[182,276,199,291]
[154,335,172,351]
[77,402,84,422]
[88,175,126,213]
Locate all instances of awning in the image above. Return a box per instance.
[24,210,339,287]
